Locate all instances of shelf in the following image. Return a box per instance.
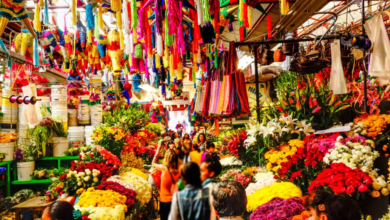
[12,179,52,185]
[37,156,79,161]
[0,160,14,166]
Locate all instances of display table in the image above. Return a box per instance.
[12,197,53,220]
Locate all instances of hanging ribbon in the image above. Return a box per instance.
[33,38,39,66]
[267,15,272,39]
[44,0,49,24]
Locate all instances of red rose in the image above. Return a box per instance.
[358,184,369,192]
[346,185,355,194]
[311,160,318,167]
[364,176,373,185]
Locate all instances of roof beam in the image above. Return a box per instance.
[246,3,275,39]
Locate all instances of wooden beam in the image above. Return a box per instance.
[246,3,275,39]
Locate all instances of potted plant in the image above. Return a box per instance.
[14,140,38,181]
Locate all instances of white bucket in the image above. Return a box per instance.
[53,137,69,157]
[51,85,67,96]
[52,108,68,122]
[0,142,14,161]
[51,101,67,108]
[68,109,78,117]
[90,104,102,111]
[68,127,85,147]
[17,161,35,181]
[51,94,67,103]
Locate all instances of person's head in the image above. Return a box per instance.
[198,133,206,143]
[192,143,200,152]
[163,149,179,169]
[205,141,216,153]
[183,133,190,140]
[42,201,75,220]
[200,153,222,182]
[175,133,180,138]
[212,180,247,218]
[303,190,361,220]
[167,141,176,149]
[183,139,192,152]
[181,162,201,187]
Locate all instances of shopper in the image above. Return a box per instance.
[183,133,191,140]
[42,201,75,220]
[303,190,361,220]
[153,143,181,220]
[212,180,247,220]
[176,122,184,137]
[168,162,214,220]
[182,138,192,164]
[182,119,189,133]
[197,133,207,151]
[201,141,216,164]
[189,143,203,166]
[174,133,181,148]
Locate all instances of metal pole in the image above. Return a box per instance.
[362,0,368,113]
[253,46,261,123]
[234,35,341,46]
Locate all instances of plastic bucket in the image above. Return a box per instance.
[0,142,14,161]
[51,101,67,108]
[52,108,68,122]
[68,127,85,147]
[68,109,78,117]
[51,94,67,103]
[17,161,35,181]
[53,137,69,157]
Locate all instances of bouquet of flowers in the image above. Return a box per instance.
[94,146,122,168]
[77,187,128,212]
[220,170,252,187]
[70,161,115,181]
[97,181,137,208]
[92,125,126,156]
[52,168,101,195]
[144,123,165,136]
[304,133,339,154]
[65,145,92,156]
[74,205,126,220]
[133,129,157,144]
[247,182,302,212]
[264,140,305,173]
[323,136,378,173]
[103,105,150,132]
[250,197,305,220]
[246,171,276,196]
[308,163,373,197]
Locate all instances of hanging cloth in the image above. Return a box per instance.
[329,40,348,94]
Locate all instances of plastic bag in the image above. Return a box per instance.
[22,84,41,128]
[329,40,348,94]
[365,14,390,85]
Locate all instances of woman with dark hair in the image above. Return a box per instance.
[303,190,361,220]
[153,141,181,220]
[42,201,75,220]
[183,133,191,140]
[201,141,216,164]
[197,133,207,151]
[182,138,192,164]
[168,162,215,220]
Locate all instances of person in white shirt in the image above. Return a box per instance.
[212,180,247,220]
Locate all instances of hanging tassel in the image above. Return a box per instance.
[280,0,289,15]
[98,5,104,30]
[130,0,138,30]
[34,4,41,32]
[243,0,249,28]
[86,4,94,30]
[164,43,169,68]
[155,0,162,35]
[39,0,44,6]
[94,14,99,39]
[196,0,204,25]
[156,33,163,56]
[33,38,39,66]
[214,46,218,68]
[72,0,77,26]
[120,31,124,50]
[117,11,122,30]
[156,54,161,69]
[239,26,244,41]
[248,6,252,29]
[177,62,183,80]
[122,0,130,34]
[44,0,49,24]
[267,14,272,39]
[164,10,173,46]
[111,0,122,12]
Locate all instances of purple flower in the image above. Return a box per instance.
[14,148,23,161]
[249,197,305,220]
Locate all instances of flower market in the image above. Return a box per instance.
[2,0,390,219]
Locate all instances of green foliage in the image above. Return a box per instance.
[144,123,164,136]
[103,104,151,132]
[32,167,69,180]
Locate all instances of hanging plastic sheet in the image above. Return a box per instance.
[365,14,390,85]
[329,40,348,94]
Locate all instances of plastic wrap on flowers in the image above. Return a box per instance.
[247,182,302,212]
[249,197,305,220]
[74,205,126,220]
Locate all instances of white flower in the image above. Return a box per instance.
[278,115,297,126]
[244,136,257,148]
[259,123,276,137]
[67,174,71,178]
[78,172,85,177]
[84,176,90,182]
[85,169,91,175]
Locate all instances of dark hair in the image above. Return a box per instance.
[49,201,75,220]
[181,162,202,187]
[192,143,200,153]
[167,141,176,148]
[303,190,361,220]
[203,153,222,177]
[197,133,206,144]
[183,133,190,139]
[212,180,246,217]
[205,141,215,150]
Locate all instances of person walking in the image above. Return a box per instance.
[176,122,184,137]
[153,142,181,220]
[168,162,215,220]
[197,133,207,151]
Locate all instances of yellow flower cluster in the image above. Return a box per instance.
[120,151,144,169]
[265,140,305,173]
[105,127,125,141]
[247,182,302,212]
[242,167,259,177]
[353,114,390,139]
[77,187,127,212]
